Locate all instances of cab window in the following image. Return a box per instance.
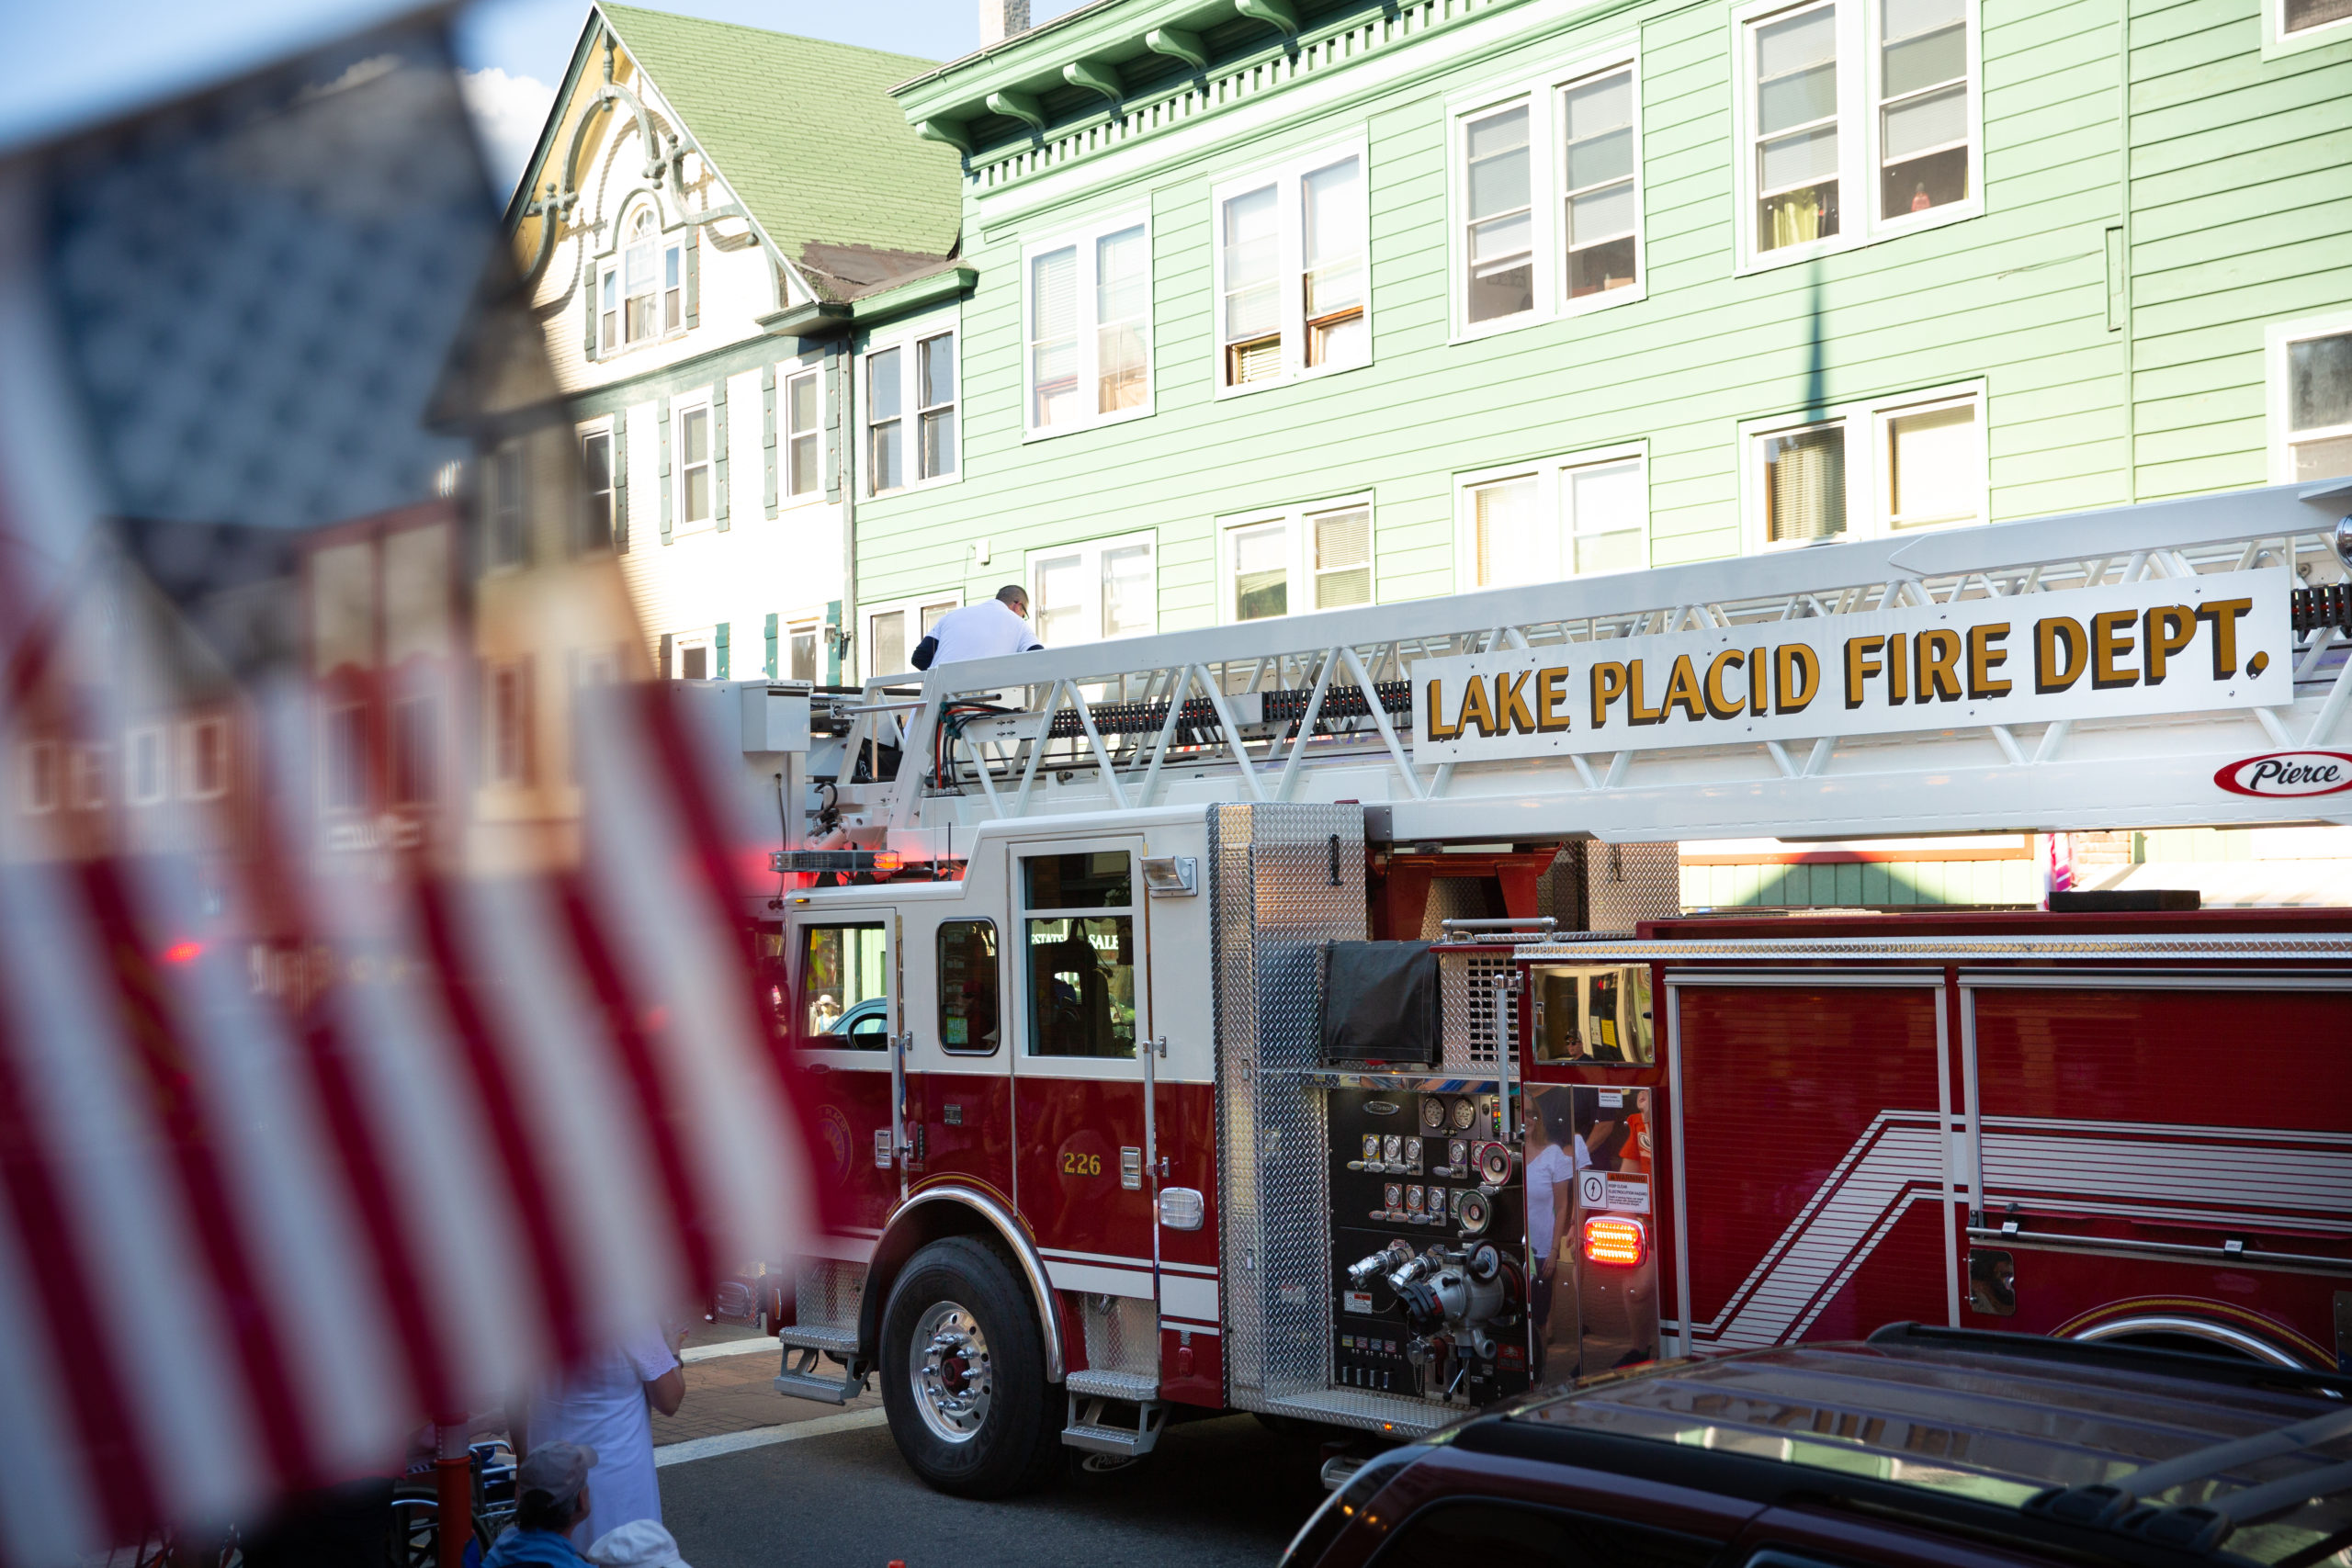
[937,919,1000,1055]
[1022,852,1136,1058]
[800,921,888,1049]
[1532,964,1655,1064]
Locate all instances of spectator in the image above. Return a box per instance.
[513,1325,684,1546]
[485,1442,597,1567]
[910,585,1042,669]
[588,1519,695,1568]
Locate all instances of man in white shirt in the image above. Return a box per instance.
[514,1323,684,1545]
[912,586,1043,668]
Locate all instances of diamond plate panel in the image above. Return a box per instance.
[1583,841,1682,932]
[1439,950,1520,1071]
[1212,803,1367,1412]
[1080,1293,1159,1380]
[794,1258,865,1334]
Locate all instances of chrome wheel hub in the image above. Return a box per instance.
[910,1299,992,1444]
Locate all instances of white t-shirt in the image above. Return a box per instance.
[924,600,1041,665]
[527,1325,676,1544]
[1525,1137,1592,1261]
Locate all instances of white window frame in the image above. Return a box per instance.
[1024,530,1159,647]
[605,202,684,354]
[178,716,229,800]
[1453,443,1651,591]
[864,592,964,678]
[673,394,715,536]
[2267,310,2352,485]
[1215,493,1376,625]
[786,618,824,683]
[487,661,531,784]
[1022,210,1156,440]
[1448,41,1646,342]
[486,439,527,570]
[126,723,168,807]
[863,327,961,495]
[782,363,825,505]
[578,422,616,553]
[1739,380,1987,555]
[70,744,110,812]
[1730,0,1984,275]
[1210,135,1374,400]
[2265,0,2352,55]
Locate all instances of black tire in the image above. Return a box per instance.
[878,1235,1061,1497]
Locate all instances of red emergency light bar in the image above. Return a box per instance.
[772,849,902,874]
[1582,1214,1648,1268]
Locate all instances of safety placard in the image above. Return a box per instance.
[1578,1170,1652,1214]
[1414,569,2292,761]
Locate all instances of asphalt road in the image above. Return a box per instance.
[661,1409,1334,1568]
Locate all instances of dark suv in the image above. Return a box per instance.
[1284,1325,2352,1568]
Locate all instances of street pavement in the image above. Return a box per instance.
[660,1407,1330,1568]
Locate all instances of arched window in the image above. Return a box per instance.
[602,206,682,351]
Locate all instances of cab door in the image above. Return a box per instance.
[792,908,900,1234]
[899,903,1014,1208]
[1009,841,1159,1300]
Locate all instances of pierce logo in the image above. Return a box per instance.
[2213,750,2352,797]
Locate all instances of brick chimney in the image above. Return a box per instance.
[979,0,1032,46]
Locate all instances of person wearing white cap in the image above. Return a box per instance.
[586,1519,694,1568]
[483,1441,598,1567]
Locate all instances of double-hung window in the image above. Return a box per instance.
[867,331,957,493]
[1028,532,1156,646]
[865,594,959,677]
[2269,316,2352,483]
[1218,498,1374,623]
[488,441,526,568]
[2278,0,2352,43]
[784,368,822,500]
[1453,51,1644,335]
[1024,215,1152,435]
[1214,141,1369,393]
[1746,384,1984,551]
[787,621,820,682]
[675,401,712,529]
[611,209,683,350]
[580,429,614,551]
[1458,447,1647,590]
[1736,0,1979,269]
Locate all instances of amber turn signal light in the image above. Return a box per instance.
[1582,1214,1647,1267]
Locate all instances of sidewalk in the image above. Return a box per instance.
[655,1321,883,1455]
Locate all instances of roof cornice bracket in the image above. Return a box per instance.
[1063,59,1124,103]
[1143,26,1206,68]
[986,89,1047,130]
[916,118,973,153]
[1234,0,1301,41]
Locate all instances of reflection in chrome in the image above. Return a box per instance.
[2071,1314,2306,1368]
[912,1299,994,1442]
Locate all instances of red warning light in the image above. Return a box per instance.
[1582,1214,1647,1268]
[161,941,204,965]
[873,851,903,873]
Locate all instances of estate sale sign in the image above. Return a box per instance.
[1414,569,2293,761]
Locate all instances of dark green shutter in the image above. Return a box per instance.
[685,224,700,329]
[716,622,729,680]
[825,599,842,684]
[762,365,779,519]
[658,396,673,545]
[612,408,629,552]
[712,379,729,531]
[764,612,779,679]
[658,632,674,680]
[825,346,843,502]
[583,260,598,360]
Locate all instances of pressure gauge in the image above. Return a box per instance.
[1384,1182,1403,1213]
[1419,1097,1447,1131]
[1450,1097,1477,1132]
[1383,1134,1402,1165]
[1362,1134,1382,1163]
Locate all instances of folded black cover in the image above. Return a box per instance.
[1320,941,1441,1066]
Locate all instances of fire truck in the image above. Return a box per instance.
[702,481,2352,1496]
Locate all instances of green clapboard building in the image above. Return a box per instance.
[811,0,2352,905]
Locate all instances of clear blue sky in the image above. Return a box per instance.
[6,0,1085,183]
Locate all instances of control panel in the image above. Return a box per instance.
[1327,1087,1529,1408]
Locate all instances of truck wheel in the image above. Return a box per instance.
[878,1236,1060,1497]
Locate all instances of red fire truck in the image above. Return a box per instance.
[728,483,2352,1495]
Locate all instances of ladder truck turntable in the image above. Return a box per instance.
[705,482,2352,1496]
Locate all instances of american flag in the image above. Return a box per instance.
[0,18,821,1561]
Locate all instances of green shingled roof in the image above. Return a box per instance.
[594,4,963,276]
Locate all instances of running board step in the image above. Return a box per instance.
[773,1345,868,1405]
[1063,1390,1166,1457]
